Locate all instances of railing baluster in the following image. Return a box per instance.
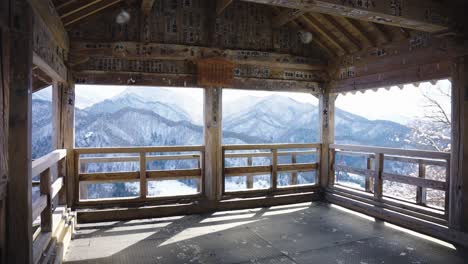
[416,160,427,205]
[365,156,372,192]
[197,154,203,192]
[329,148,336,187]
[140,152,147,199]
[246,157,253,189]
[291,154,298,185]
[374,153,384,200]
[445,158,450,216]
[40,168,52,233]
[79,158,88,200]
[271,149,278,190]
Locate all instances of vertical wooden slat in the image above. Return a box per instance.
[197,152,204,193]
[291,154,298,185]
[374,153,384,200]
[6,0,34,262]
[40,168,52,232]
[271,149,278,190]
[246,157,253,189]
[416,160,427,205]
[139,152,147,199]
[79,159,88,200]
[365,157,373,192]
[445,158,451,216]
[329,148,336,186]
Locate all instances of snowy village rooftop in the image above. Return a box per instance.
[2,0,468,263]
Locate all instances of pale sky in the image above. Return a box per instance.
[35,80,452,126]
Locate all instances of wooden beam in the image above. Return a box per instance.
[0,22,8,264]
[60,74,75,207]
[368,22,392,43]
[62,0,122,27]
[241,0,449,33]
[216,0,233,15]
[29,0,69,51]
[59,0,103,19]
[70,41,326,71]
[6,0,33,262]
[319,91,336,188]
[141,0,155,16]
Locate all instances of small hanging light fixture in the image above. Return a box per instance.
[116,9,131,24]
[299,30,313,44]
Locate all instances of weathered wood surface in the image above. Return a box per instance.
[450,56,468,231]
[204,88,222,201]
[32,12,67,82]
[241,0,449,33]
[6,0,33,262]
[75,145,204,154]
[382,172,446,191]
[147,169,202,179]
[329,37,468,93]
[79,172,140,182]
[330,144,451,160]
[319,92,335,188]
[30,0,69,50]
[224,143,320,150]
[62,0,122,27]
[32,149,66,176]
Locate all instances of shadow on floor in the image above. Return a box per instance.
[64,202,468,264]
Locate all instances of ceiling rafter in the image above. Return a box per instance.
[240,0,449,33]
[301,14,350,54]
[316,13,361,51]
[270,6,337,58]
[295,16,340,57]
[61,0,122,27]
[59,0,104,19]
[342,17,377,47]
[141,0,155,15]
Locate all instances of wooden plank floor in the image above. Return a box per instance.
[64,202,468,264]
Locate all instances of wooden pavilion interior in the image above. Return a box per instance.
[2,0,468,263]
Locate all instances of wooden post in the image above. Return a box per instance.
[374,153,384,200]
[246,157,254,189]
[139,152,147,199]
[40,168,52,232]
[60,75,75,207]
[271,149,278,190]
[416,160,427,205]
[291,154,298,185]
[450,56,468,231]
[79,161,88,200]
[318,91,336,188]
[6,0,34,262]
[204,88,222,201]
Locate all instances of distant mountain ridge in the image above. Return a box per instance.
[32,88,425,158]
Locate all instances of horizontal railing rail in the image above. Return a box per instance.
[31,149,67,264]
[222,143,321,196]
[74,145,205,205]
[329,144,450,225]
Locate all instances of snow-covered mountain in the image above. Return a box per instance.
[31,88,447,199]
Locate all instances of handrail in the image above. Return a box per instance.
[74,145,204,154]
[31,149,67,264]
[330,144,450,160]
[75,146,205,203]
[32,149,66,176]
[329,143,451,223]
[222,143,321,194]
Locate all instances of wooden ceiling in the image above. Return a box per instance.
[49,0,435,58]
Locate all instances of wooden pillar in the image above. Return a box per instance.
[60,75,75,208]
[318,91,336,189]
[204,88,222,202]
[6,0,34,262]
[450,56,468,231]
[0,3,10,262]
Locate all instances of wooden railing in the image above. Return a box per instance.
[31,149,67,264]
[74,146,204,206]
[222,143,321,196]
[328,144,450,225]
